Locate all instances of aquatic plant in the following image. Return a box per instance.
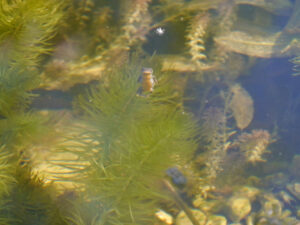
[0,0,298,223]
[51,60,198,224]
[40,0,153,91]
[0,146,15,199]
[0,166,67,225]
[34,0,300,93]
[0,0,66,223]
[192,82,270,195]
[198,105,235,182]
[232,129,272,164]
[0,0,64,139]
[186,13,210,69]
[0,0,64,68]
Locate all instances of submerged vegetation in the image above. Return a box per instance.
[0,0,300,224]
[0,0,66,224]
[56,62,198,224]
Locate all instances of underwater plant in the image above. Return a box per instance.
[51,60,199,224]
[0,0,64,143]
[33,0,300,92]
[0,0,64,68]
[0,0,298,224]
[0,0,66,223]
[192,81,272,195]
[232,129,272,164]
[0,165,67,225]
[186,13,210,69]
[40,0,154,91]
[198,105,235,182]
[0,146,15,200]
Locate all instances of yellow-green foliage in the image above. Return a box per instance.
[0,0,64,117]
[0,146,15,199]
[0,0,65,146]
[58,61,198,224]
[0,0,64,145]
[0,113,47,149]
[0,1,66,224]
[0,166,67,225]
[0,70,37,118]
[0,0,64,68]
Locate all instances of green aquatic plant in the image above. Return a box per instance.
[0,0,64,118]
[0,146,15,199]
[0,0,67,224]
[40,0,154,91]
[0,0,295,223]
[0,165,67,225]
[198,105,235,182]
[54,60,198,224]
[0,0,65,140]
[186,13,210,69]
[0,0,64,69]
[0,69,37,118]
[0,0,65,138]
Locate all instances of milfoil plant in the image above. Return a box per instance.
[0,0,67,224]
[56,60,199,225]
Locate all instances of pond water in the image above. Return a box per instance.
[1,0,300,224]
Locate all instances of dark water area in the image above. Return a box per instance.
[31,90,73,109]
[242,58,300,157]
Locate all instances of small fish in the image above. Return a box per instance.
[141,67,157,93]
